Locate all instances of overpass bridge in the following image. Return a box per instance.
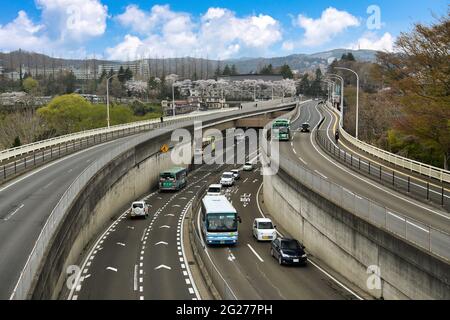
[1,98,449,300]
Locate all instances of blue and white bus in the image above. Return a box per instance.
[201,195,241,245]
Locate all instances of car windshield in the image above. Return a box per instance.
[222,173,233,179]
[281,240,301,250]
[279,127,288,133]
[132,203,144,209]
[206,213,237,232]
[208,187,221,193]
[245,163,252,166]
[258,222,273,229]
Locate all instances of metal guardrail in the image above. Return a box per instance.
[1,98,294,184]
[260,114,450,262]
[0,108,235,162]
[268,154,450,261]
[324,102,450,184]
[316,130,450,211]
[189,186,237,300]
[9,98,296,300]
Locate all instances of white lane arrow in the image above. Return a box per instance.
[160,225,171,229]
[165,214,175,217]
[155,241,168,246]
[154,265,172,270]
[106,267,118,272]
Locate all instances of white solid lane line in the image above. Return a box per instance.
[314,170,328,179]
[312,104,450,220]
[4,203,24,221]
[255,182,363,300]
[247,244,264,262]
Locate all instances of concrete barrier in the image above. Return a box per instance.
[31,130,180,298]
[263,168,450,299]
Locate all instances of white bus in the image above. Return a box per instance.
[201,195,241,245]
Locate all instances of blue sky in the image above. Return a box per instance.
[0,0,447,60]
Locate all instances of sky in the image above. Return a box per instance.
[0,0,447,60]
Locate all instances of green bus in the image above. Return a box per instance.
[159,167,188,191]
[272,119,291,141]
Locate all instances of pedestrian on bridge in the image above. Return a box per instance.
[335,130,340,144]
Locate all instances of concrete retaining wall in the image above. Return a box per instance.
[263,168,450,300]
[31,132,181,299]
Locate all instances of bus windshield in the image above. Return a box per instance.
[160,173,175,180]
[206,213,238,232]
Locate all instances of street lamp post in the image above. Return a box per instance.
[326,74,344,126]
[334,67,359,139]
[172,82,176,116]
[322,79,335,104]
[106,74,115,128]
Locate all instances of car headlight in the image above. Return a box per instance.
[301,254,307,258]
[281,251,289,258]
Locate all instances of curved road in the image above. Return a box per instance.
[281,101,450,232]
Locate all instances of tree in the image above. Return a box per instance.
[12,136,21,148]
[377,10,450,169]
[61,71,77,94]
[222,65,231,76]
[23,77,40,95]
[279,64,293,79]
[341,52,356,61]
[297,74,310,95]
[124,67,133,82]
[231,64,238,75]
[118,66,126,83]
[214,64,222,80]
[99,69,107,83]
[260,64,274,75]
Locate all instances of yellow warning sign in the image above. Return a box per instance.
[160,144,169,153]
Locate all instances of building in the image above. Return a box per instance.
[98,60,149,80]
[218,74,283,82]
[70,66,99,80]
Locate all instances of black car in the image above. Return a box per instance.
[300,123,310,133]
[270,238,307,266]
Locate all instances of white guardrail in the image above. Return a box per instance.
[0,98,293,163]
[9,98,296,299]
[0,108,233,163]
[261,103,450,262]
[326,102,450,184]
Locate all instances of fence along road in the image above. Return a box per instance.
[268,100,450,262]
[4,99,297,300]
[328,102,450,184]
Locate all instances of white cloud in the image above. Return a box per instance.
[282,41,294,51]
[109,5,283,60]
[0,11,49,52]
[350,32,395,52]
[296,7,360,46]
[36,0,108,41]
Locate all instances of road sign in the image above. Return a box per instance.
[160,144,169,153]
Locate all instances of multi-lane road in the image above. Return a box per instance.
[0,102,294,300]
[281,100,450,232]
[1,98,448,300]
[194,164,362,300]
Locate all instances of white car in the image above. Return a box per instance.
[231,169,240,180]
[252,218,277,241]
[243,162,254,171]
[130,201,149,219]
[220,172,235,186]
[206,184,222,196]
